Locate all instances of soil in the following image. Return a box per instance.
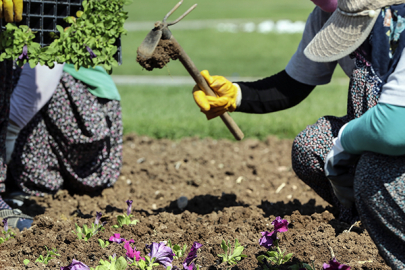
[137,39,180,71]
[0,134,391,270]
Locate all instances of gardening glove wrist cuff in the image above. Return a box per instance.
[324,124,360,208]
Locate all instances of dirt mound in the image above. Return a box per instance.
[0,134,390,269]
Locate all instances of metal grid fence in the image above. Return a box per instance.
[0,0,122,64]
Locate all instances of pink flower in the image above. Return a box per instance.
[124,241,144,261]
[272,216,289,233]
[109,233,125,243]
[323,258,351,270]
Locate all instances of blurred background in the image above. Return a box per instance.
[114,0,349,140]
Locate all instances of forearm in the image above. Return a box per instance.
[340,103,405,156]
[235,70,315,114]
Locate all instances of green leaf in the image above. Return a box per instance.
[220,240,228,255]
[282,253,293,263]
[115,256,128,270]
[23,259,30,265]
[257,255,268,264]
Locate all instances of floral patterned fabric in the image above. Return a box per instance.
[8,72,123,196]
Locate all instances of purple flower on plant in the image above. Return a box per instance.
[259,231,278,249]
[272,216,289,233]
[146,242,175,268]
[183,242,203,270]
[94,212,102,225]
[259,216,289,249]
[60,259,90,270]
[124,241,144,262]
[126,200,133,216]
[109,233,126,243]
[18,45,29,60]
[2,218,8,232]
[323,258,351,270]
[85,46,97,59]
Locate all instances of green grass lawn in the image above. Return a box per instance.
[119,78,349,141]
[115,0,350,140]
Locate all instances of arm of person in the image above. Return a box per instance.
[339,48,405,156]
[193,7,354,118]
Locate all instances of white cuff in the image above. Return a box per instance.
[233,83,242,108]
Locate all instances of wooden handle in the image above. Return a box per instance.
[170,36,245,140]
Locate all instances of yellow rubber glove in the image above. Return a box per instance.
[193,70,239,120]
[1,0,22,22]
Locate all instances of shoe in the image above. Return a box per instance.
[0,196,33,231]
[4,191,31,207]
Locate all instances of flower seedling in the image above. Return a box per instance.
[323,258,351,270]
[167,239,187,259]
[217,239,247,267]
[23,259,30,266]
[90,255,127,270]
[73,212,106,241]
[183,242,203,270]
[98,239,110,249]
[289,261,316,270]
[289,257,351,270]
[124,241,144,265]
[257,217,293,269]
[61,259,90,270]
[0,218,15,244]
[35,246,60,264]
[112,200,139,228]
[132,242,175,270]
[109,233,126,243]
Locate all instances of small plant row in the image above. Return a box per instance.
[0,0,130,73]
[1,200,351,270]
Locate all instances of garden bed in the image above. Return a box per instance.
[0,134,390,269]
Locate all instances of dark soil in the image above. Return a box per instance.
[0,134,390,269]
[137,39,180,71]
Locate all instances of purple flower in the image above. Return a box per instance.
[259,231,278,249]
[146,242,175,268]
[124,241,144,261]
[272,216,289,233]
[85,46,97,59]
[109,233,126,243]
[183,242,203,270]
[323,258,351,270]
[18,45,29,60]
[60,259,90,270]
[2,218,8,232]
[94,212,102,225]
[126,200,133,216]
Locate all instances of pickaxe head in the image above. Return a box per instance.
[137,0,197,60]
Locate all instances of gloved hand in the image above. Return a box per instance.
[324,124,360,208]
[0,0,23,22]
[193,70,240,120]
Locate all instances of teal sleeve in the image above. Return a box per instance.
[340,103,405,156]
[63,64,120,101]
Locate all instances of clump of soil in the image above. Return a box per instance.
[137,39,180,71]
[0,134,391,269]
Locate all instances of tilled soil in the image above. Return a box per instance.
[0,134,390,269]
